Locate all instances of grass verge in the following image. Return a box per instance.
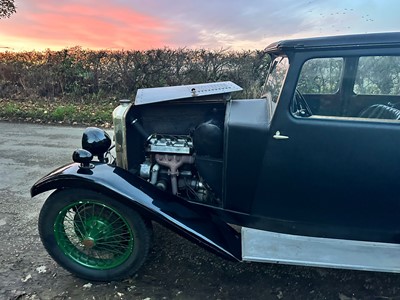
[0,99,117,128]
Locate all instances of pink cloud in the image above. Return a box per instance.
[1,0,176,50]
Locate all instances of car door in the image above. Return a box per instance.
[252,54,400,243]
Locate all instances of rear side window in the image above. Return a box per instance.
[354,56,400,95]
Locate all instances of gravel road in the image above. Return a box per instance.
[1,121,400,300]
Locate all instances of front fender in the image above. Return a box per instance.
[31,162,241,261]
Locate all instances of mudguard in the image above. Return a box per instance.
[31,162,241,261]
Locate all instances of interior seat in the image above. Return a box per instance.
[358,104,400,120]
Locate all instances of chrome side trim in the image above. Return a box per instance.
[242,227,400,273]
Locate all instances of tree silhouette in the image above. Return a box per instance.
[0,0,16,19]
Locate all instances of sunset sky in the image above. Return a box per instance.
[1,0,399,51]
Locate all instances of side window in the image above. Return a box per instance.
[294,55,400,122]
[354,56,400,95]
[293,58,343,117]
[297,58,343,94]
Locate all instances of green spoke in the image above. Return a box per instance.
[95,227,128,238]
[103,215,125,227]
[106,209,115,221]
[70,222,86,239]
[64,212,75,222]
[93,244,127,255]
[97,240,131,248]
[99,205,106,218]
[109,223,130,233]
[97,237,131,244]
[74,207,88,236]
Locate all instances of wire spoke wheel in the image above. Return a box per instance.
[55,201,134,269]
[39,189,152,281]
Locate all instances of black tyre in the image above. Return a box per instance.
[38,188,152,281]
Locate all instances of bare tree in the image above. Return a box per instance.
[0,0,16,18]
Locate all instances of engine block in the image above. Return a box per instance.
[146,134,193,154]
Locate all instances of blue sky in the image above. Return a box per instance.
[1,0,399,51]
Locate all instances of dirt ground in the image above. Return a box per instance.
[1,121,400,300]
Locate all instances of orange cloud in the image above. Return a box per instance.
[0,1,175,51]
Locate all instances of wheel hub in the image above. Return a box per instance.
[80,218,112,248]
[82,237,95,248]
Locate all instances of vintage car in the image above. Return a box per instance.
[32,32,400,281]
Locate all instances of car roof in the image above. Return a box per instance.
[265,32,400,53]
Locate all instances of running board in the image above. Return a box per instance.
[242,227,400,273]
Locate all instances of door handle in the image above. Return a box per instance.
[273,131,289,140]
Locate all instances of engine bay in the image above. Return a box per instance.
[125,99,226,206]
